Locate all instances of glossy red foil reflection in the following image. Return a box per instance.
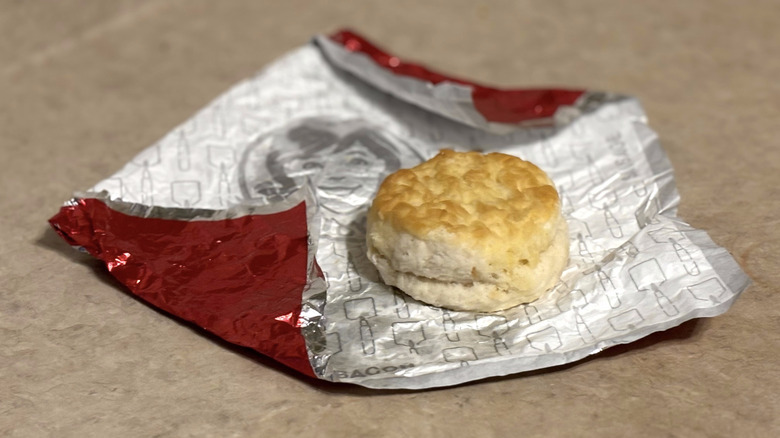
[49,198,315,377]
[330,29,585,123]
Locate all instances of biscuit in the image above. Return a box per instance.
[366,149,568,312]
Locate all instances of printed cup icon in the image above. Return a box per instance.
[629,258,666,291]
[526,327,563,353]
[343,297,376,320]
[132,144,161,167]
[442,347,478,367]
[608,308,644,331]
[571,289,589,308]
[392,321,426,354]
[686,278,727,304]
[208,145,236,168]
[556,288,589,313]
[171,181,201,208]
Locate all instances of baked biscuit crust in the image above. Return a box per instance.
[366,149,568,312]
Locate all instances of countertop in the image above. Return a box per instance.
[1,1,778,436]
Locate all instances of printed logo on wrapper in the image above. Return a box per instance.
[239,117,426,212]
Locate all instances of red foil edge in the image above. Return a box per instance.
[330,29,585,123]
[49,198,316,378]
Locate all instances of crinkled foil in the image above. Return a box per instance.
[67,35,748,389]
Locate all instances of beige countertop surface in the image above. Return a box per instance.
[2,1,778,436]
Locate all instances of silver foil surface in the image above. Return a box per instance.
[85,36,750,389]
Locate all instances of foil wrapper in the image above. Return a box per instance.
[49,31,750,389]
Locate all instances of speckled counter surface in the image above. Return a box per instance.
[1,1,778,436]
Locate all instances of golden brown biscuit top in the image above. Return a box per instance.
[368,149,562,267]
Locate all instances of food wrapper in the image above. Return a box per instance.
[49,31,750,389]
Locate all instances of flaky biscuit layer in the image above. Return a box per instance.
[366,149,568,311]
[368,217,569,312]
